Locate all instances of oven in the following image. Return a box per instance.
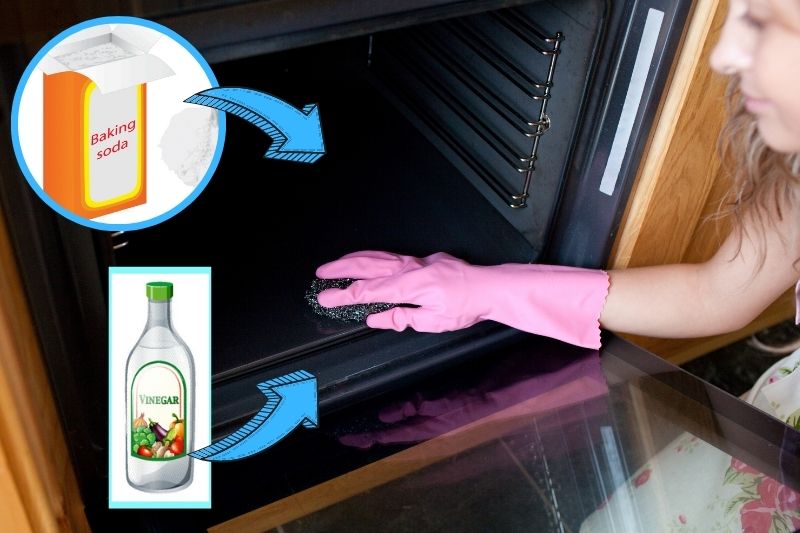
[0,0,694,527]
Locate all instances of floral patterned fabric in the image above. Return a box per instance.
[580,293,800,532]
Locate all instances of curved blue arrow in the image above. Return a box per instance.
[190,370,318,461]
[185,87,325,163]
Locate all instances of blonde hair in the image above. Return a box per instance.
[717,77,800,265]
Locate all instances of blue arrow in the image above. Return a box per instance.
[189,370,318,461]
[185,87,325,163]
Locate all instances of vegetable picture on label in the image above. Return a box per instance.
[129,366,188,461]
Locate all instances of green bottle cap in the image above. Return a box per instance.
[146,281,173,301]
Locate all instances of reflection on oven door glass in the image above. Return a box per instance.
[271,371,800,532]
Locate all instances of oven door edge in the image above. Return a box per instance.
[545,0,694,268]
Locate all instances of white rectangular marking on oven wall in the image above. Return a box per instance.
[599,8,665,196]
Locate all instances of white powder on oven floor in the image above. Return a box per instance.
[54,42,137,70]
[159,108,218,187]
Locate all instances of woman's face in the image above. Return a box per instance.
[710,0,800,153]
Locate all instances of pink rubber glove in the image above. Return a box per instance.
[316,251,610,349]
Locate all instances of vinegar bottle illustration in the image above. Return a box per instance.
[126,281,194,491]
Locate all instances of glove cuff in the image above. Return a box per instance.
[483,266,610,349]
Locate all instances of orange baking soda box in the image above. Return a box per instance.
[39,25,173,218]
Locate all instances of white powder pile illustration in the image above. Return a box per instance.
[54,42,137,70]
[159,108,219,187]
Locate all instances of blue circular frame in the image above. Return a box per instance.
[10,16,226,232]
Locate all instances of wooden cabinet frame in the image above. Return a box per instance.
[0,206,89,531]
[609,0,794,364]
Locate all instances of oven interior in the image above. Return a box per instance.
[110,0,607,434]
[115,0,603,397]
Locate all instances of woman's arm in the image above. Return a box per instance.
[601,200,800,338]
[316,195,800,346]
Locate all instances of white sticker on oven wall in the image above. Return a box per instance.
[10,16,225,231]
[598,8,664,197]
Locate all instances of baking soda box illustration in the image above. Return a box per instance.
[39,25,174,218]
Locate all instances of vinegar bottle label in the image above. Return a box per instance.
[130,361,187,461]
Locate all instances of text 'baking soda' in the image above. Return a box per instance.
[91,120,137,160]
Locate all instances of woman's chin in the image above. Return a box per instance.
[756,118,800,154]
